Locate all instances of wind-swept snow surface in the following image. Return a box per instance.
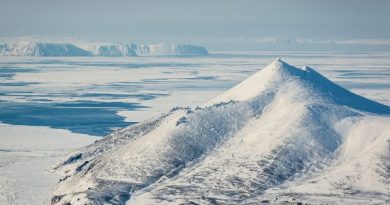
[52,59,390,205]
[0,123,95,205]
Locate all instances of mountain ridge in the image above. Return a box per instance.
[1,40,209,57]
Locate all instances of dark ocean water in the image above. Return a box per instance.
[0,100,147,136]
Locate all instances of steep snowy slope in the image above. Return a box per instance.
[8,41,92,56]
[52,59,390,205]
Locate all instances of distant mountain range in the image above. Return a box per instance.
[0,40,209,57]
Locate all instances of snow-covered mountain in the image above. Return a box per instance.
[2,40,209,57]
[77,43,133,57]
[129,43,209,56]
[77,43,209,56]
[51,59,390,205]
[7,41,92,56]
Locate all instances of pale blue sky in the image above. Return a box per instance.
[1,0,390,41]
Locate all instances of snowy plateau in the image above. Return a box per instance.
[51,59,390,205]
[0,41,209,57]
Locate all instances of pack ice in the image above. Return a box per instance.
[52,59,390,205]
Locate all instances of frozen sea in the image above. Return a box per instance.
[0,51,390,204]
[1,51,390,137]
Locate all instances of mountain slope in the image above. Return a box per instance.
[52,59,390,205]
[8,41,92,56]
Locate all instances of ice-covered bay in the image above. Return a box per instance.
[0,51,390,204]
[1,52,389,136]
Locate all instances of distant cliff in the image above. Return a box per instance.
[2,40,209,57]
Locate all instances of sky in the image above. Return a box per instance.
[1,0,390,43]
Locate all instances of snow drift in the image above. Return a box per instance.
[52,59,390,205]
[2,40,209,57]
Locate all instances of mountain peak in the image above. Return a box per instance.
[205,59,306,106]
[206,59,390,114]
[264,57,306,76]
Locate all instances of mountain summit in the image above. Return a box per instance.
[207,58,390,114]
[52,60,390,205]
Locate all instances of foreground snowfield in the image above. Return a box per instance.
[0,123,95,205]
[51,59,390,205]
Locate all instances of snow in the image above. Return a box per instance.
[260,116,390,203]
[0,123,95,205]
[51,59,390,204]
